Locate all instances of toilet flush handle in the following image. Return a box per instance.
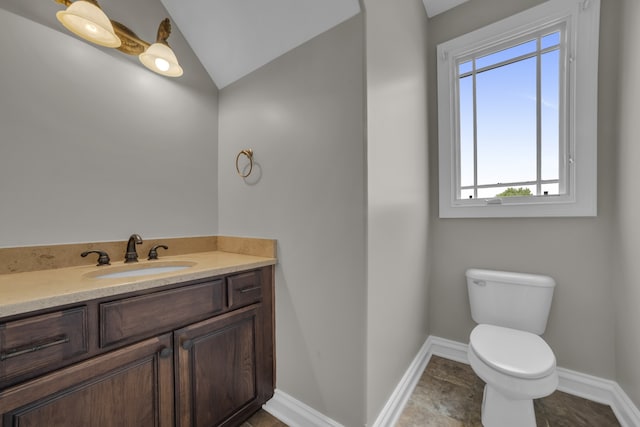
[473,279,486,286]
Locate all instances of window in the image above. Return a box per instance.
[437,0,600,218]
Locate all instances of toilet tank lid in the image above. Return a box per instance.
[466,268,556,288]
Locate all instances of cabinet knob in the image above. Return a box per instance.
[181,339,194,350]
[159,347,173,359]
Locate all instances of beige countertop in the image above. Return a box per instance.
[0,251,276,318]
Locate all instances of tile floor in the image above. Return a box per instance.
[242,409,288,427]
[244,355,621,427]
[396,356,621,427]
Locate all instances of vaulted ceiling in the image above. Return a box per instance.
[158,0,468,88]
[160,0,360,88]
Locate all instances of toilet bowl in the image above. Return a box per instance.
[468,324,558,427]
[466,268,557,427]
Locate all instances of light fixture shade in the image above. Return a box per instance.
[56,1,121,48]
[139,42,183,77]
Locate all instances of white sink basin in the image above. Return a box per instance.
[88,262,195,279]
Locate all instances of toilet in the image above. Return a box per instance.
[466,268,558,427]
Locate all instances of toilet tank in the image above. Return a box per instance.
[466,268,556,335]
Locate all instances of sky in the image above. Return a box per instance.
[457,31,561,198]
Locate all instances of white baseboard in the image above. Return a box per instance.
[264,335,640,427]
[370,336,434,427]
[369,335,468,427]
[263,389,344,427]
[611,383,640,427]
[425,335,469,364]
[556,367,640,427]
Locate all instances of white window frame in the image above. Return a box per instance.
[437,0,600,218]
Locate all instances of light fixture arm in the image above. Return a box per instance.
[111,21,150,55]
[55,0,98,6]
[156,18,172,45]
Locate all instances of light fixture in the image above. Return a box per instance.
[54,0,183,78]
[139,19,183,77]
[55,0,120,48]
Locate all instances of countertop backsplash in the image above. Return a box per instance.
[0,236,276,274]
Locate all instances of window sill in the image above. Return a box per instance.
[439,197,597,218]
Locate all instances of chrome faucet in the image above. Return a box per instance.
[124,234,143,263]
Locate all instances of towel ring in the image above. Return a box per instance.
[235,149,254,178]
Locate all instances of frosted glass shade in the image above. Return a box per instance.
[139,42,183,77]
[56,1,121,48]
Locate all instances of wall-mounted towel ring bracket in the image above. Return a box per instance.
[236,149,254,178]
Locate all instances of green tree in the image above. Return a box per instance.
[496,187,532,197]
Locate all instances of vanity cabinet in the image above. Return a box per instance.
[0,266,275,427]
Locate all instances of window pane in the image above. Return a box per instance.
[461,189,475,199]
[476,39,536,69]
[541,31,561,49]
[541,50,560,182]
[479,185,536,198]
[495,186,535,197]
[478,187,504,198]
[459,76,474,187]
[475,57,537,186]
[459,61,472,75]
[541,183,559,195]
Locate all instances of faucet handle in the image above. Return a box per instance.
[81,250,111,266]
[148,245,168,260]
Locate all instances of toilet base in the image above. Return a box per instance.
[481,384,536,427]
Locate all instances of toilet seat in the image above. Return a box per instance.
[470,324,556,379]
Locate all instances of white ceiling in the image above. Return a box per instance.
[160,0,361,88]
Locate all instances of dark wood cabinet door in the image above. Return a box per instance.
[175,305,264,427]
[0,333,174,427]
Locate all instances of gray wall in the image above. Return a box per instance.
[4,0,640,420]
[427,0,618,380]
[0,5,219,247]
[614,0,640,408]
[218,2,433,423]
[364,0,430,424]
[217,17,368,427]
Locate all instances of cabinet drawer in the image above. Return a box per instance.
[227,270,262,309]
[0,307,88,384]
[100,280,223,347]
